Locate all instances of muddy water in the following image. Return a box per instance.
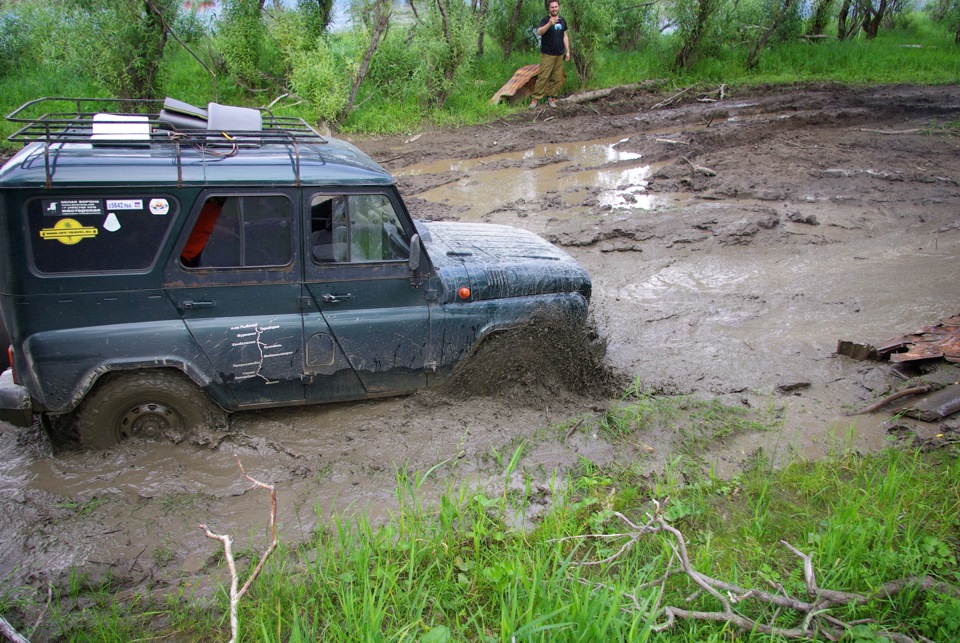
[3,126,960,597]
[398,135,680,227]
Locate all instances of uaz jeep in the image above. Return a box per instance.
[0,98,590,448]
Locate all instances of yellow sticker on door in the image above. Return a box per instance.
[39,218,98,245]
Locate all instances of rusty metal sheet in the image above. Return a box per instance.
[877,314,960,363]
[489,65,540,104]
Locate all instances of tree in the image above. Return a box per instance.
[502,0,524,59]
[70,0,178,99]
[342,0,392,121]
[746,0,800,69]
[860,0,890,38]
[220,0,269,87]
[563,0,615,84]
[807,0,836,35]
[673,0,719,70]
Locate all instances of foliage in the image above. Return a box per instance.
[409,0,481,109]
[608,0,662,52]
[218,0,278,88]
[298,0,336,39]
[486,0,544,55]
[286,34,358,125]
[563,0,615,83]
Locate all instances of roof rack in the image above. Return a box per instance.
[5,97,327,187]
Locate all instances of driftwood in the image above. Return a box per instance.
[681,156,716,176]
[858,128,922,135]
[565,499,960,641]
[200,457,279,643]
[562,79,667,105]
[853,384,935,415]
[0,616,29,643]
[651,87,691,110]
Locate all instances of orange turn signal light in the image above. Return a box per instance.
[458,286,471,300]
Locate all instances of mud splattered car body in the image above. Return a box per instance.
[0,98,590,446]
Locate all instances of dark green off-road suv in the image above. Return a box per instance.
[0,98,591,448]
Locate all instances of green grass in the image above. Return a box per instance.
[18,430,958,641]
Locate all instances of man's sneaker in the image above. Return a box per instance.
[529,99,538,109]
[547,97,557,108]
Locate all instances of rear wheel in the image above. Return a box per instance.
[74,371,224,449]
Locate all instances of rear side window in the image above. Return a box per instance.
[181,194,293,268]
[26,196,177,273]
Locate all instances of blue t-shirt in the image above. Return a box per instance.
[539,16,567,56]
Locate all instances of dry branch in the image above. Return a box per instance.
[858,128,922,135]
[200,456,279,643]
[0,615,29,643]
[651,87,691,110]
[681,156,716,176]
[571,499,959,641]
[853,384,935,415]
[563,79,667,105]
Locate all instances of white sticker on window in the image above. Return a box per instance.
[149,198,170,215]
[103,213,121,232]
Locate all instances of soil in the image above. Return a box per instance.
[2,83,960,636]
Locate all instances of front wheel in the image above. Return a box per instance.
[74,371,225,449]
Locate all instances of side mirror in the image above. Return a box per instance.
[408,234,421,272]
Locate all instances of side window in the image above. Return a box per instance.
[309,193,409,264]
[26,195,176,274]
[181,194,292,268]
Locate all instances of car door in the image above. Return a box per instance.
[303,190,431,399]
[164,191,307,408]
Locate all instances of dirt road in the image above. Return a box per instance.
[1,84,959,625]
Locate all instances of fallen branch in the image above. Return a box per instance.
[853,384,935,415]
[0,615,29,643]
[651,87,691,110]
[200,456,279,643]
[571,499,960,641]
[858,128,922,135]
[681,156,716,177]
[656,138,689,146]
[563,79,667,105]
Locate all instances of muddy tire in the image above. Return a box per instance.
[74,371,222,449]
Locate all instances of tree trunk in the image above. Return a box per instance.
[807,0,835,35]
[435,0,457,107]
[861,0,887,38]
[837,0,853,38]
[674,0,715,70]
[746,0,798,69]
[503,0,524,59]
[340,0,392,122]
[130,0,170,99]
[476,0,489,55]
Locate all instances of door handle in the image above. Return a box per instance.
[321,293,352,304]
[181,299,216,309]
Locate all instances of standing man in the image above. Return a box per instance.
[530,0,570,109]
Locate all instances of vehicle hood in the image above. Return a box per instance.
[415,221,591,303]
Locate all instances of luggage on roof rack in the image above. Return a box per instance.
[5,97,325,146]
[4,97,327,187]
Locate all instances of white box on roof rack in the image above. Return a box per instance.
[90,113,150,141]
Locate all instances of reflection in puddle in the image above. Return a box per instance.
[398,136,666,220]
